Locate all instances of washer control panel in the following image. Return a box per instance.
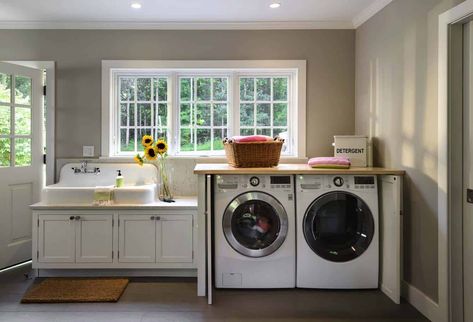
[216,175,293,191]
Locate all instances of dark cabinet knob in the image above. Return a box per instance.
[69,216,74,220]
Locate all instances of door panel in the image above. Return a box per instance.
[75,215,113,263]
[157,215,193,263]
[0,62,42,268]
[118,215,156,263]
[37,215,75,263]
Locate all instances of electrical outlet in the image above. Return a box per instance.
[83,146,94,157]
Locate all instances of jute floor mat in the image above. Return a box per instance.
[21,278,129,303]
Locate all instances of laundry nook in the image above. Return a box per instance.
[1,1,471,321]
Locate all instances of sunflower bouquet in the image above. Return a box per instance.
[134,135,174,202]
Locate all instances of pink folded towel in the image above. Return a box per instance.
[231,135,273,143]
[308,157,351,169]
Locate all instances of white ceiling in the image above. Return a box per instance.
[0,0,392,29]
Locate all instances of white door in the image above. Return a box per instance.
[75,214,113,263]
[37,215,75,263]
[118,214,156,263]
[156,215,193,263]
[0,62,43,269]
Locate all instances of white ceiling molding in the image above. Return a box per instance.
[352,0,393,28]
[0,20,354,30]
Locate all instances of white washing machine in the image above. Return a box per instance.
[214,174,295,288]
[296,175,379,289]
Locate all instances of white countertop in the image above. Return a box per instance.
[30,196,197,210]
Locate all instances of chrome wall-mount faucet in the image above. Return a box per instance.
[72,160,101,174]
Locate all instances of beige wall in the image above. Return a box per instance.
[355,0,465,301]
[0,29,355,159]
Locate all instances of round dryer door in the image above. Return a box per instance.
[223,192,288,258]
[303,191,374,262]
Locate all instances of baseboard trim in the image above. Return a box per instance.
[402,281,440,322]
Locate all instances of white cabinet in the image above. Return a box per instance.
[118,215,156,263]
[75,215,113,263]
[118,213,194,264]
[37,214,113,264]
[38,215,75,263]
[157,215,193,263]
[32,207,197,272]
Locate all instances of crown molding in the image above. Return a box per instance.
[352,0,393,28]
[0,20,354,30]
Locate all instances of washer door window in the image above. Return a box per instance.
[223,192,288,258]
[303,192,374,262]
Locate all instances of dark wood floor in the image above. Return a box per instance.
[0,263,429,321]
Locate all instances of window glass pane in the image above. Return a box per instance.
[120,78,135,101]
[213,78,227,101]
[0,105,10,135]
[213,129,227,151]
[240,78,254,101]
[137,128,152,142]
[180,128,193,152]
[196,78,211,101]
[273,103,287,126]
[154,78,168,101]
[15,107,31,135]
[137,103,152,126]
[120,103,135,127]
[180,78,192,101]
[0,73,11,103]
[240,103,254,127]
[196,103,211,126]
[14,138,31,166]
[15,76,31,105]
[213,103,227,127]
[137,78,151,101]
[180,103,192,126]
[196,129,211,151]
[156,128,167,141]
[0,138,10,167]
[240,128,254,136]
[273,78,288,101]
[273,128,288,138]
[257,128,271,136]
[156,103,167,128]
[256,78,271,101]
[120,128,135,152]
[256,103,271,126]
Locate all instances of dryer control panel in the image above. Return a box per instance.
[297,175,377,191]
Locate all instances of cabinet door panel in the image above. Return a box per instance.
[76,215,113,263]
[157,215,193,263]
[119,215,156,263]
[38,215,75,263]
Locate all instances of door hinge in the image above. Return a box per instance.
[43,85,46,96]
[117,250,120,258]
[43,154,47,165]
[112,251,114,259]
[37,250,39,259]
[37,218,39,227]
[112,218,114,227]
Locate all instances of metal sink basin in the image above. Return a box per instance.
[41,162,158,205]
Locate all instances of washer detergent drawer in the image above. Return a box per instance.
[222,272,242,287]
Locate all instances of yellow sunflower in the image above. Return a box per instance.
[134,154,144,166]
[141,135,154,147]
[156,139,168,154]
[144,146,158,160]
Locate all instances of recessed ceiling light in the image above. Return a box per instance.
[131,2,142,9]
[269,2,281,9]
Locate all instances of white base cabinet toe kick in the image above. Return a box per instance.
[32,208,197,275]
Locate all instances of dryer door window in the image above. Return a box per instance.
[303,191,374,262]
[223,192,289,258]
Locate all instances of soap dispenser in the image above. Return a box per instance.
[116,170,124,188]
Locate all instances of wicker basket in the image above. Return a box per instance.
[223,138,284,168]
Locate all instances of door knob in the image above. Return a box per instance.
[150,216,155,220]
[75,216,81,220]
[467,189,473,204]
[69,216,75,220]
[155,216,161,221]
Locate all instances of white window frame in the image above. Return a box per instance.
[101,60,307,159]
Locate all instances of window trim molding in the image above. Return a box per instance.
[101,60,307,158]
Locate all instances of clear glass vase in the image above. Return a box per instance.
[158,158,173,201]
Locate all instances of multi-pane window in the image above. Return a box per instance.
[239,76,289,141]
[118,76,169,154]
[112,69,297,157]
[179,77,229,153]
[0,73,33,167]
